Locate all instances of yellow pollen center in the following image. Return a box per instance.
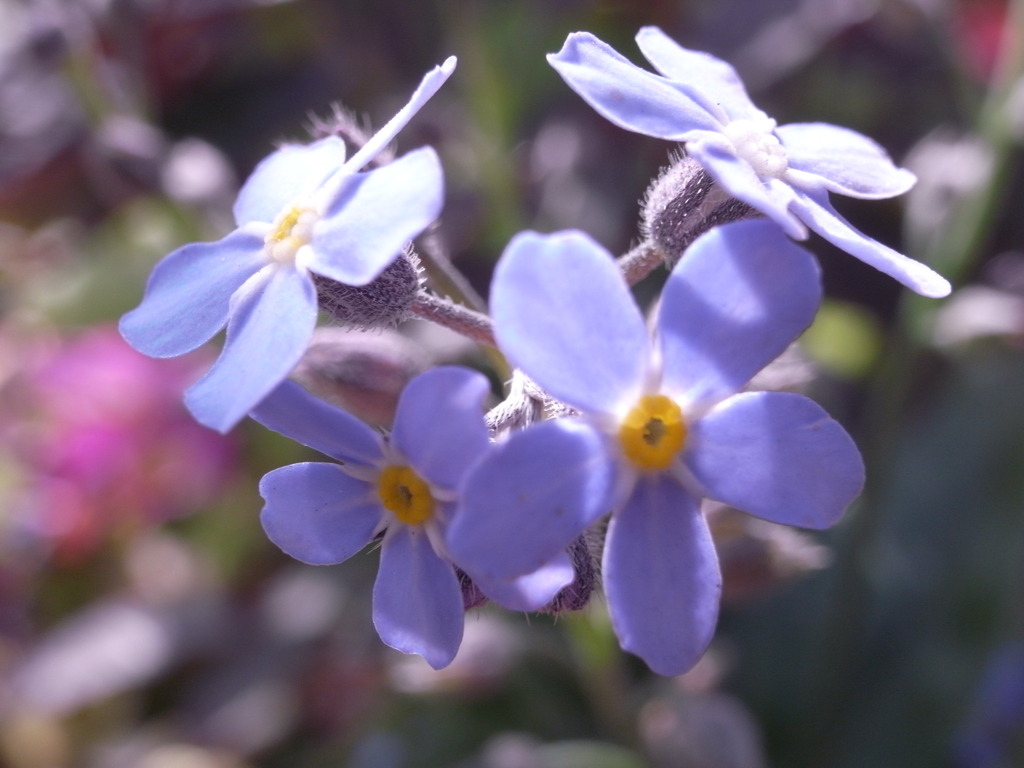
[265,205,316,264]
[377,465,435,526]
[618,394,687,471]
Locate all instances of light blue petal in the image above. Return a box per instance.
[492,230,649,414]
[688,391,864,529]
[259,463,381,565]
[309,147,444,286]
[685,137,807,238]
[635,26,758,122]
[344,56,457,171]
[391,366,489,491]
[373,526,464,669]
[233,137,347,226]
[469,551,575,612]
[250,380,383,467]
[778,122,917,199]
[789,187,952,297]
[603,474,720,677]
[184,264,318,433]
[547,32,722,139]
[447,419,615,581]
[658,220,822,408]
[119,227,267,358]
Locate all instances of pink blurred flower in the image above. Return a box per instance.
[3,324,236,563]
[956,0,1008,81]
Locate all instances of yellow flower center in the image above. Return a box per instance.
[377,465,435,526]
[265,205,317,264]
[618,394,687,471]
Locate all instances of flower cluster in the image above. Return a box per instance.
[121,28,949,674]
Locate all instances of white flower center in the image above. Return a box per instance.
[723,116,788,179]
[265,205,319,265]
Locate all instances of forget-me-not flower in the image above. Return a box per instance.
[548,28,951,298]
[252,367,573,670]
[120,57,456,432]
[447,220,865,676]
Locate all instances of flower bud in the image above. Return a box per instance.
[314,245,422,330]
[290,327,425,426]
[539,528,603,613]
[641,153,758,265]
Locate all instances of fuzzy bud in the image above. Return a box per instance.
[538,528,603,614]
[314,246,422,330]
[456,567,489,611]
[641,153,759,265]
[290,327,425,426]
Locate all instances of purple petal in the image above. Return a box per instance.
[492,230,649,414]
[344,56,457,171]
[658,220,822,408]
[469,551,575,612]
[789,188,951,297]
[259,463,381,565]
[778,122,917,199]
[119,227,267,358]
[447,419,615,581]
[391,367,489,491]
[685,138,807,238]
[547,32,722,139]
[603,474,720,676]
[184,265,318,432]
[250,380,383,467]
[309,147,444,286]
[688,391,865,529]
[373,526,464,669]
[634,26,758,122]
[233,137,347,226]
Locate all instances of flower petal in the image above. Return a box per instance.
[447,419,615,581]
[547,31,722,139]
[789,188,952,297]
[119,227,267,358]
[184,265,318,432]
[309,147,444,286]
[470,550,575,612]
[658,220,822,409]
[685,137,807,238]
[259,462,381,565]
[250,380,383,467]
[344,56,457,171]
[374,526,464,669]
[391,366,489,491]
[634,26,758,122]
[603,474,720,676]
[778,122,917,200]
[492,230,649,414]
[233,137,347,226]
[688,391,865,528]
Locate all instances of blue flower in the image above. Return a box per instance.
[120,57,457,433]
[548,28,950,298]
[251,367,573,670]
[447,220,865,675]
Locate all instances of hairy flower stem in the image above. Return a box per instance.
[409,291,496,346]
[617,240,666,285]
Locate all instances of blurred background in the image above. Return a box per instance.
[1,0,1023,766]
